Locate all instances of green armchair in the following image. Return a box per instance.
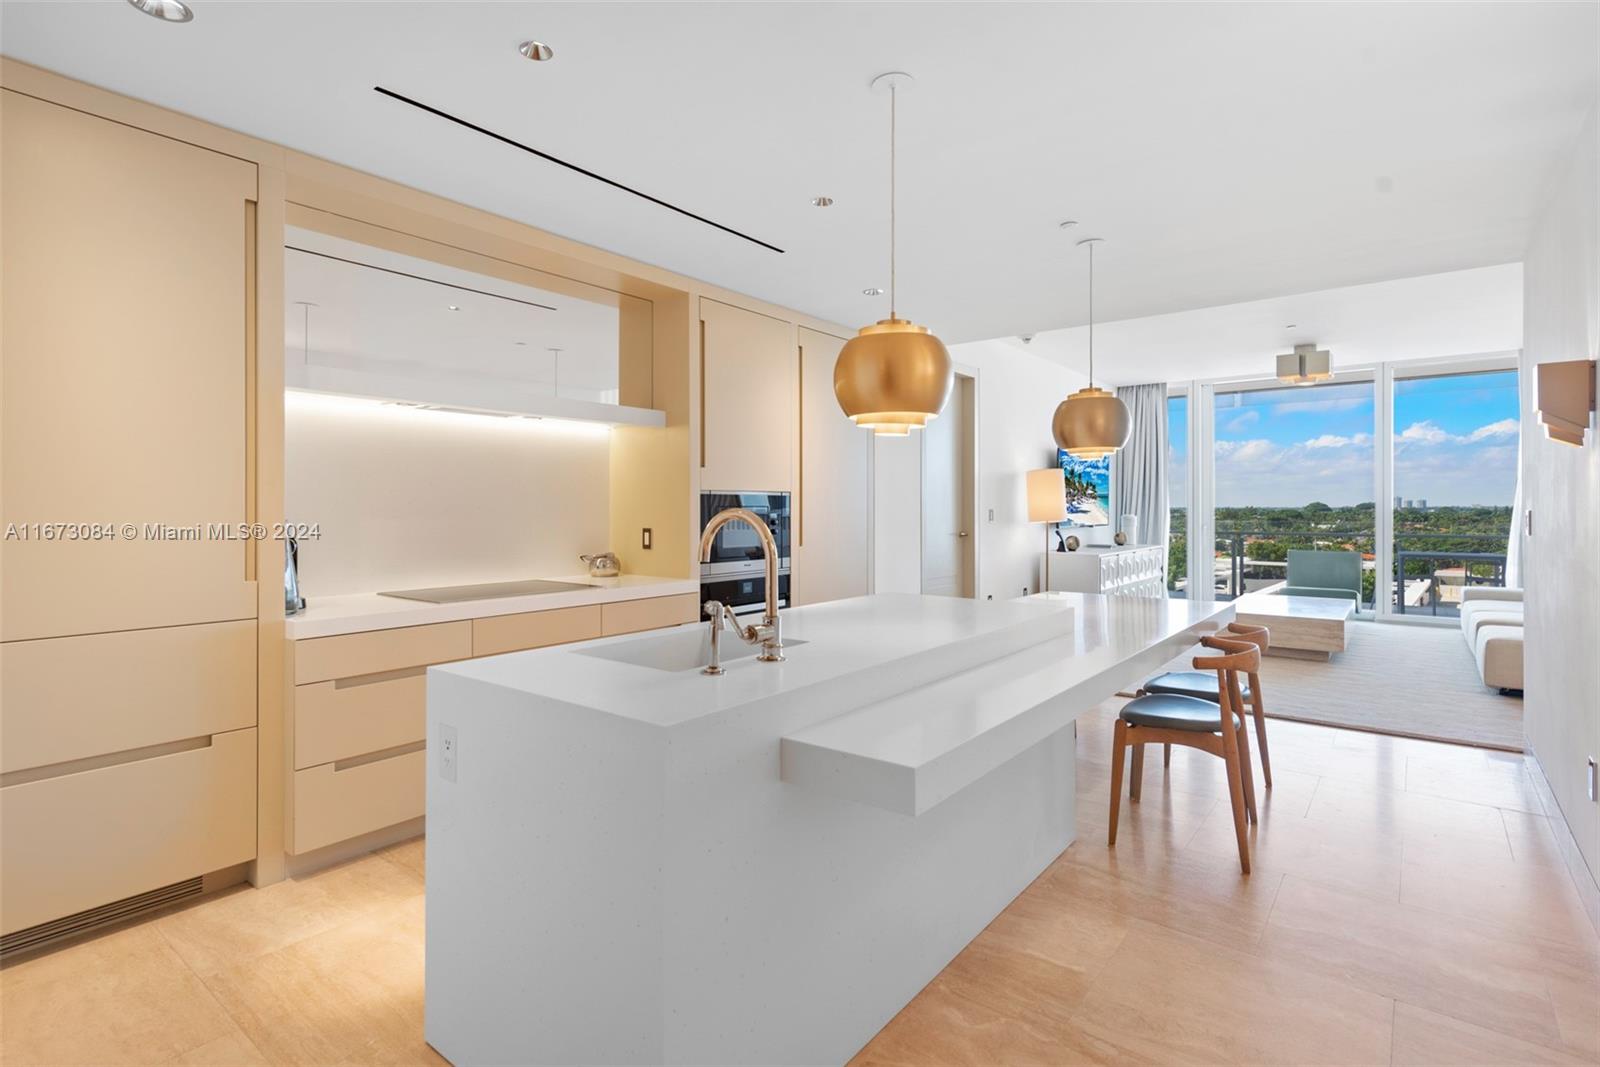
[1280,549,1362,603]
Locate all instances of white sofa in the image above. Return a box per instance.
[1459,587,1524,692]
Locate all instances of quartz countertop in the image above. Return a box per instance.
[283,573,698,640]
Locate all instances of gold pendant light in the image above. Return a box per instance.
[834,72,954,436]
[1052,237,1131,458]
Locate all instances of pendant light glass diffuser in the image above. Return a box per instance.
[1052,238,1131,459]
[834,73,953,436]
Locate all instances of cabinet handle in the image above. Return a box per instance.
[797,344,804,548]
[698,319,707,469]
[333,739,426,773]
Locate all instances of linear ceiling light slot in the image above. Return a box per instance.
[373,86,785,254]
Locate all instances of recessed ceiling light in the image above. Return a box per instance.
[1285,324,1297,329]
[863,287,884,296]
[812,196,834,208]
[1058,220,1078,229]
[518,40,554,61]
[447,305,461,312]
[127,0,193,21]
[514,341,527,346]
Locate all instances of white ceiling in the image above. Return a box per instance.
[1002,262,1524,387]
[3,2,1594,343]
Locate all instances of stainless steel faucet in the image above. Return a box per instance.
[698,507,784,671]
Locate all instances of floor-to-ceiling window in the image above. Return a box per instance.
[1390,367,1519,616]
[1211,378,1377,607]
[1167,390,1189,597]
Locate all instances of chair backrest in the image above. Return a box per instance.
[1193,635,1260,718]
[1285,549,1361,599]
[1225,621,1271,656]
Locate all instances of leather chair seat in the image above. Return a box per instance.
[1143,670,1251,703]
[1119,693,1241,733]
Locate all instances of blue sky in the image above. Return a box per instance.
[1168,370,1519,508]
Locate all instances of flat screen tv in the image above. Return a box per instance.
[1056,448,1110,528]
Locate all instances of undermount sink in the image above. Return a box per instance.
[575,626,808,673]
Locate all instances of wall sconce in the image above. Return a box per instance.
[1536,359,1597,446]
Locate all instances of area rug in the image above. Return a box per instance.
[1154,620,1524,751]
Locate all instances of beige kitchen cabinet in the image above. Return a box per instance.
[699,298,795,493]
[0,727,257,937]
[287,595,693,855]
[472,605,602,657]
[792,328,872,606]
[601,593,699,635]
[0,622,257,774]
[0,90,259,641]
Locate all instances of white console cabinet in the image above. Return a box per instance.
[1042,544,1166,597]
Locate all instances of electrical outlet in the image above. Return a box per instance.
[641,527,653,550]
[439,723,458,783]
[987,508,995,523]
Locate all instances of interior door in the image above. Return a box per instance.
[0,91,259,640]
[921,375,975,597]
[793,328,870,605]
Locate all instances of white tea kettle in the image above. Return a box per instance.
[580,552,620,578]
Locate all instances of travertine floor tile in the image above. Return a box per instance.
[1400,849,1598,945]
[1391,1001,1594,1066]
[1067,920,1394,1066]
[1259,876,1591,1049]
[375,836,426,879]
[0,922,242,1066]
[1546,971,1600,1060]
[158,854,422,978]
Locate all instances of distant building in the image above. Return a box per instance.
[1403,499,1415,508]
[1416,498,1427,510]
[1394,496,1402,509]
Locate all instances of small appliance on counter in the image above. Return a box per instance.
[700,491,790,616]
[284,536,306,616]
[580,551,621,578]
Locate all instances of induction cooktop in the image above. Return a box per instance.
[378,579,596,604]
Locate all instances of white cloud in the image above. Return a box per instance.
[1467,418,1518,441]
[1223,410,1260,433]
[1305,432,1372,449]
[1399,420,1451,444]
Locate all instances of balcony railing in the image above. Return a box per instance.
[1165,530,1508,617]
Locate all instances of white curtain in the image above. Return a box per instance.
[1110,383,1169,558]
[1505,428,1523,587]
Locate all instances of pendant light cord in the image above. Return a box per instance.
[1086,240,1095,387]
[889,82,897,320]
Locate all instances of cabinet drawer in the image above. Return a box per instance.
[472,605,602,657]
[1,621,256,774]
[0,727,256,936]
[600,594,699,637]
[294,621,471,684]
[294,671,426,771]
[291,747,425,855]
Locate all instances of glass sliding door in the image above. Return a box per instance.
[1167,390,1189,597]
[1211,378,1377,608]
[1390,367,1519,616]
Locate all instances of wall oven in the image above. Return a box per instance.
[700,491,790,616]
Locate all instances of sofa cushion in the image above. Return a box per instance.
[1474,624,1524,691]
[1461,599,1524,638]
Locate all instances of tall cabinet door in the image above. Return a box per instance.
[793,328,871,605]
[699,298,794,493]
[1,91,259,641]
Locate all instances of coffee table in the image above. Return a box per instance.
[1231,592,1355,660]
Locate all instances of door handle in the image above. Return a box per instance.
[958,531,969,538]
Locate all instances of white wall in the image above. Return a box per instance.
[1520,104,1599,883]
[872,341,1089,602]
[285,393,611,597]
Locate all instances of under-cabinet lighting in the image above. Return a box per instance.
[284,389,611,438]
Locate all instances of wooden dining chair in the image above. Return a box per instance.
[1109,635,1261,873]
[1141,622,1273,790]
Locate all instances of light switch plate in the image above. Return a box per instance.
[439,723,458,783]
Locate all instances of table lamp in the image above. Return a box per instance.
[1026,467,1068,592]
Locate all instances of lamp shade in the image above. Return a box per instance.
[834,317,954,435]
[1026,467,1068,524]
[1276,344,1332,386]
[1051,387,1131,459]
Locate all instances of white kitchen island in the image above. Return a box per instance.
[424,592,1232,1066]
